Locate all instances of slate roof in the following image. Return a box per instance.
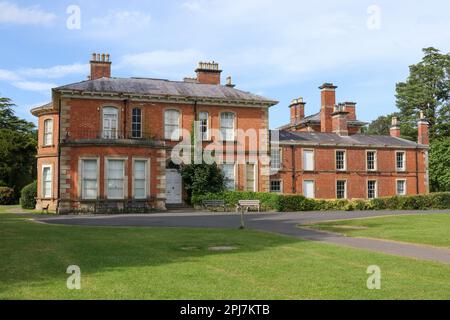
[272,130,424,148]
[55,77,277,105]
[277,112,367,130]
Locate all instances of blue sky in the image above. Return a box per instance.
[0,0,449,128]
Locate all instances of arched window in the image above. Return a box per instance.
[132,108,142,138]
[164,109,180,140]
[43,119,53,146]
[102,107,118,139]
[220,112,235,141]
[199,111,209,141]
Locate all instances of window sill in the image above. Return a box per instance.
[41,145,55,148]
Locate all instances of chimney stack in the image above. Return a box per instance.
[90,52,112,80]
[343,102,357,120]
[390,116,401,138]
[195,61,222,85]
[417,111,429,145]
[319,83,337,133]
[331,103,349,136]
[289,97,306,125]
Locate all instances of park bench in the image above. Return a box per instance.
[236,200,261,212]
[202,199,227,212]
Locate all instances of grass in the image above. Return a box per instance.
[308,213,450,248]
[0,206,449,299]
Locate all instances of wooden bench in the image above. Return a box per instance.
[236,200,260,212]
[202,199,226,212]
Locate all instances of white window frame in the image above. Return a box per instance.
[132,158,149,199]
[245,162,257,192]
[335,150,347,171]
[270,180,282,193]
[164,109,181,140]
[396,151,406,172]
[198,111,209,141]
[336,180,347,199]
[221,163,236,191]
[302,149,315,171]
[43,119,53,146]
[131,107,142,138]
[270,147,282,171]
[80,158,100,200]
[102,106,119,139]
[42,165,52,199]
[396,179,407,196]
[367,180,377,199]
[105,157,127,200]
[366,150,377,171]
[220,111,236,142]
[303,180,315,199]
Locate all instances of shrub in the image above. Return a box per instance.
[193,191,450,212]
[276,195,316,212]
[0,187,15,205]
[20,181,37,209]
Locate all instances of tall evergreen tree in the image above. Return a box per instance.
[0,95,37,199]
[395,47,450,142]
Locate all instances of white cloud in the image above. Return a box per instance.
[91,10,151,28]
[13,81,57,92]
[0,69,20,81]
[0,1,56,26]
[120,49,202,77]
[19,63,89,79]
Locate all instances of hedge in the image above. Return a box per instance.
[20,181,37,209]
[0,187,15,205]
[192,191,450,212]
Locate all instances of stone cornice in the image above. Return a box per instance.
[55,90,278,108]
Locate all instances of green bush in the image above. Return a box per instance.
[20,181,37,209]
[193,191,450,212]
[276,195,316,212]
[192,191,282,211]
[0,187,15,205]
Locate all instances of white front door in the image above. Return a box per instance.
[165,169,182,204]
[303,180,315,199]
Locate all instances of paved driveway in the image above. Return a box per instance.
[35,210,450,264]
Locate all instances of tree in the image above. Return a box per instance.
[395,47,450,142]
[179,163,225,203]
[365,112,417,141]
[429,137,450,192]
[0,95,37,199]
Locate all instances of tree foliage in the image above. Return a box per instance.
[179,162,225,202]
[0,95,37,200]
[366,112,417,141]
[429,137,450,192]
[395,47,450,141]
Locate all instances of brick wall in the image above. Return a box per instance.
[270,145,428,199]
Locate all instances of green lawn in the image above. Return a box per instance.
[0,206,449,300]
[308,213,450,248]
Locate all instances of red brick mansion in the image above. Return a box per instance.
[32,53,429,213]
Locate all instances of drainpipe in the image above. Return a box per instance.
[291,145,296,193]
